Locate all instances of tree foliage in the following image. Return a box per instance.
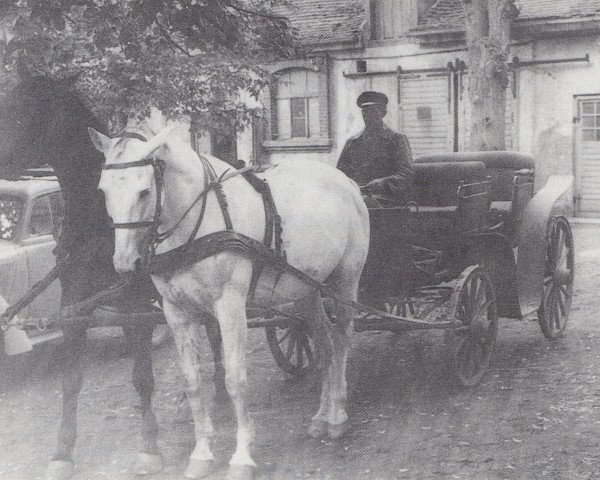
[0,0,295,131]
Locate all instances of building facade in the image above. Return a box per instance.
[228,0,600,216]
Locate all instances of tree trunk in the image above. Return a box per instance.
[463,0,517,151]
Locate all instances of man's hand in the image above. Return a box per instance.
[359,183,373,194]
[360,178,384,194]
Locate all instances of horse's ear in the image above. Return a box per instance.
[129,125,177,161]
[88,128,112,153]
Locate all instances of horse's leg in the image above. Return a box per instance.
[204,317,228,402]
[294,292,336,439]
[213,284,256,480]
[163,301,216,479]
[46,322,86,480]
[309,274,358,440]
[322,301,354,439]
[122,322,163,475]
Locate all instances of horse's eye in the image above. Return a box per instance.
[139,189,150,199]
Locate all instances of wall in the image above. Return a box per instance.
[330,42,466,163]
[259,29,600,201]
[516,34,600,191]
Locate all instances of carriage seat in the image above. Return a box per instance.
[412,161,487,208]
[415,152,535,230]
[415,151,534,202]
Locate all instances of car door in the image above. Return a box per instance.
[22,193,61,321]
[0,196,30,318]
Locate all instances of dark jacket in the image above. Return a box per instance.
[337,126,413,197]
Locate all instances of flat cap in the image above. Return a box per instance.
[357,91,388,108]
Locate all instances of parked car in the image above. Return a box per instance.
[0,174,65,348]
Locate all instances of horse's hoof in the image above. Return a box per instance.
[307,419,327,438]
[45,460,74,480]
[134,452,163,475]
[328,421,348,439]
[184,458,216,479]
[226,464,255,480]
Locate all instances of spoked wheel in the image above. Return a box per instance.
[444,265,498,387]
[538,216,575,339]
[265,321,317,376]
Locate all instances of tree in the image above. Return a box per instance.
[0,0,295,131]
[462,0,518,151]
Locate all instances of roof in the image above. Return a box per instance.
[275,0,365,46]
[416,0,600,33]
[0,178,60,200]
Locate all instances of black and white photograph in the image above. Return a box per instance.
[0,0,595,478]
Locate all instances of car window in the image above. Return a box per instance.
[49,191,64,238]
[0,198,23,240]
[28,195,53,236]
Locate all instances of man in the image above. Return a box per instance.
[337,91,413,205]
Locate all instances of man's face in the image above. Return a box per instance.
[362,104,386,127]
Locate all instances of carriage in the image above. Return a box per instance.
[259,151,574,387]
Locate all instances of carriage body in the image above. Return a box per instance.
[360,151,573,324]
[267,151,574,384]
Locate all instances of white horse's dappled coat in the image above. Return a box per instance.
[89,125,369,479]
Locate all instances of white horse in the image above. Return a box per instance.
[88,125,369,479]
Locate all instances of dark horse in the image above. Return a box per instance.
[0,74,224,479]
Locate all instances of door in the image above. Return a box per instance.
[575,96,600,216]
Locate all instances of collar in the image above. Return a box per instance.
[352,124,396,140]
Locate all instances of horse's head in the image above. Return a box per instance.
[0,75,82,178]
[89,126,175,273]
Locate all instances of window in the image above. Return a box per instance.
[0,198,23,240]
[264,59,332,152]
[28,195,53,236]
[49,192,65,239]
[581,100,600,142]
[370,0,417,41]
[272,69,321,140]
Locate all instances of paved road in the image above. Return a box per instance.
[0,223,599,480]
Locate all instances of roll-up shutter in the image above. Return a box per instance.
[397,72,452,157]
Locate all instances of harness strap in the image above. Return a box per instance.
[241,172,275,246]
[146,229,450,328]
[147,231,301,285]
[213,178,234,230]
[193,154,233,232]
[103,158,153,169]
[238,170,287,300]
[184,156,212,245]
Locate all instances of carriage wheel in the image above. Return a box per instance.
[265,321,317,376]
[444,265,498,387]
[538,216,574,339]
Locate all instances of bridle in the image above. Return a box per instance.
[102,131,248,270]
[103,156,165,231]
